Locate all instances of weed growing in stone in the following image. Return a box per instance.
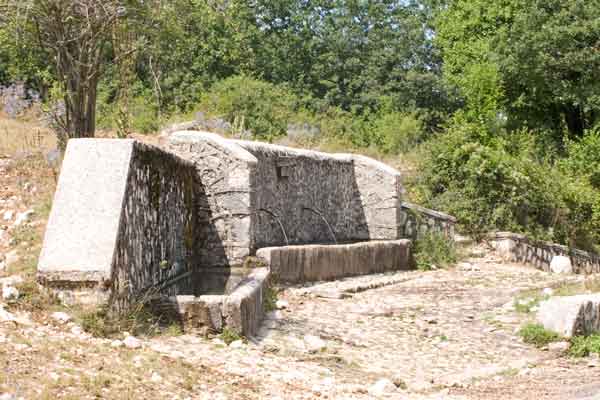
[513,292,547,314]
[518,323,561,347]
[219,327,243,345]
[412,231,457,271]
[568,335,600,357]
[78,300,178,339]
[263,285,279,312]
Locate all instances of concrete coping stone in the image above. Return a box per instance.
[401,202,457,223]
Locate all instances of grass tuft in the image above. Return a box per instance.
[412,231,458,271]
[518,323,561,347]
[219,327,243,345]
[568,335,600,357]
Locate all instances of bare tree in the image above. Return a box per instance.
[4,0,131,148]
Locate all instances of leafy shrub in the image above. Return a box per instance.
[412,230,457,271]
[199,75,298,140]
[518,323,561,348]
[417,125,557,239]
[561,129,600,189]
[370,111,424,154]
[415,123,600,249]
[569,335,600,357]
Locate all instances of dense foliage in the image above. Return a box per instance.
[0,0,599,250]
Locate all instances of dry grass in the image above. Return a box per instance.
[0,329,262,399]
[0,111,56,156]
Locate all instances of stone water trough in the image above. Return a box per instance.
[37,131,455,336]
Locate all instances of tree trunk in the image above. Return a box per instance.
[564,105,585,138]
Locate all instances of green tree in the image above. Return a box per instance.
[436,0,600,141]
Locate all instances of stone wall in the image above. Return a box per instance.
[110,142,202,310]
[256,240,412,284]
[166,131,408,267]
[232,140,368,246]
[168,132,257,267]
[352,156,404,239]
[489,232,600,274]
[38,139,203,308]
[399,202,456,240]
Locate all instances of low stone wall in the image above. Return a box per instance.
[399,202,456,240]
[489,232,600,274]
[256,240,412,284]
[173,267,270,337]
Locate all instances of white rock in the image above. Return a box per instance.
[0,275,23,287]
[550,256,573,274]
[2,286,19,301]
[51,311,72,324]
[4,250,19,268]
[543,288,554,296]
[110,340,124,348]
[0,393,15,400]
[3,210,13,221]
[229,340,244,349]
[124,335,142,349]
[275,300,289,310]
[548,341,570,352]
[13,209,34,227]
[537,294,600,338]
[151,371,163,383]
[369,378,396,396]
[0,306,15,323]
[70,326,83,336]
[303,335,326,353]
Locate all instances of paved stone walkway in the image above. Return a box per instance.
[2,245,600,399]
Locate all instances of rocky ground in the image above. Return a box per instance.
[0,136,599,399]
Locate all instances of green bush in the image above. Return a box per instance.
[199,75,299,140]
[561,128,600,189]
[417,125,558,239]
[415,122,599,249]
[412,231,457,271]
[518,323,561,348]
[370,111,424,154]
[569,335,600,357]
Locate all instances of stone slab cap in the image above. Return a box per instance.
[537,294,600,338]
[38,139,135,284]
[232,137,354,163]
[169,130,258,165]
[349,154,402,178]
[401,201,457,223]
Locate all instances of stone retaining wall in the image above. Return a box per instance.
[489,232,600,274]
[399,202,456,240]
[234,139,367,246]
[256,240,412,284]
